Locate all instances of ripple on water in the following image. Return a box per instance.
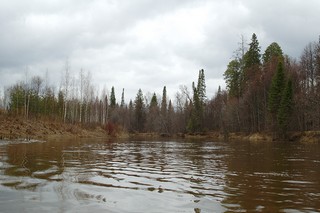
[1,140,320,212]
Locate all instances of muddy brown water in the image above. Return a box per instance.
[0,139,320,212]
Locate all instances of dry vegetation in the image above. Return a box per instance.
[0,113,108,141]
[1,111,319,143]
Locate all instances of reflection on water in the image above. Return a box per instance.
[0,139,320,212]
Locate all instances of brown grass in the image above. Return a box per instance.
[0,115,109,141]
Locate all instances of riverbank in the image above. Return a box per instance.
[1,114,319,143]
[0,115,108,141]
[183,131,320,143]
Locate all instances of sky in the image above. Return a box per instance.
[0,0,319,102]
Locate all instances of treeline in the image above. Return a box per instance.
[2,34,320,137]
[222,34,320,137]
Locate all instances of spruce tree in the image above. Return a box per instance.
[277,79,293,134]
[134,89,145,132]
[197,69,206,103]
[161,86,167,116]
[150,93,158,109]
[243,33,261,87]
[187,82,202,133]
[120,88,125,108]
[110,86,116,108]
[244,33,261,69]
[268,61,286,114]
[167,99,174,133]
[224,59,242,98]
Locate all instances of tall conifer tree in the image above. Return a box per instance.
[277,79,293,134]
[161,86,167,116]
[197,69,206,103]
[268,61,286,114]
[110,86,116,108]
[120,88,125,108]
[134,89,145,131]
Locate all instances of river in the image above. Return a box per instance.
[0,139,320,212]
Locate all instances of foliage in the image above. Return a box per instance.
[134,89,146,132]
[187,69,206,133]
[197,69,206,103]
[244,33,261,70]
[263,42,283,64]
[277,79,293,133]
[224,59,242,98]
[110,86,116,108]
[161,86,167,116]
[4,34,320,137]
[268,61,286,114]
[120,88,125,108]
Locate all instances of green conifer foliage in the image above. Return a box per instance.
[244,33,261,69]
[110,86,116,108]
[120,88,125,108]
[224,59,242,98]
[263,42,283,64]
[197,69,206,103]
[150,93,158,109]
[134,89,145,131]
[268,61,286,114]
[161,86,167,116]
[277,79,293,133]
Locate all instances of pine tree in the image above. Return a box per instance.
[110,86,116,108]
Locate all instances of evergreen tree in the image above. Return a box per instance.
[277,79,293,134]
[161,86,167,116]
[244,33,261,69]
[150,93,158,109]
[268,61,286,114]
[160,86,168,132]
[134,89,145,132]
[263,42,283,64]
[197,69,206,103]
[167,99,174,133]
[128,99,134,131]
[224,59,242,98]
[187,82,202,133]
[243,33,261,87]
[120,88,125,108]
[146,92,160,132]
[110,86,116,108]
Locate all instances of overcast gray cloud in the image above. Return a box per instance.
[1,0,319,101]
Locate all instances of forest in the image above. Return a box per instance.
[1,33,320,138]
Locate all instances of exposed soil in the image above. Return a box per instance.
[0,114,108,141]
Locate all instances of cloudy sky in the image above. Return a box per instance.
[0,0,319,101]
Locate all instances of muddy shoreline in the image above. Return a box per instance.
[1,115,319,143]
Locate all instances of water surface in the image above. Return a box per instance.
[0,139,320,212]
